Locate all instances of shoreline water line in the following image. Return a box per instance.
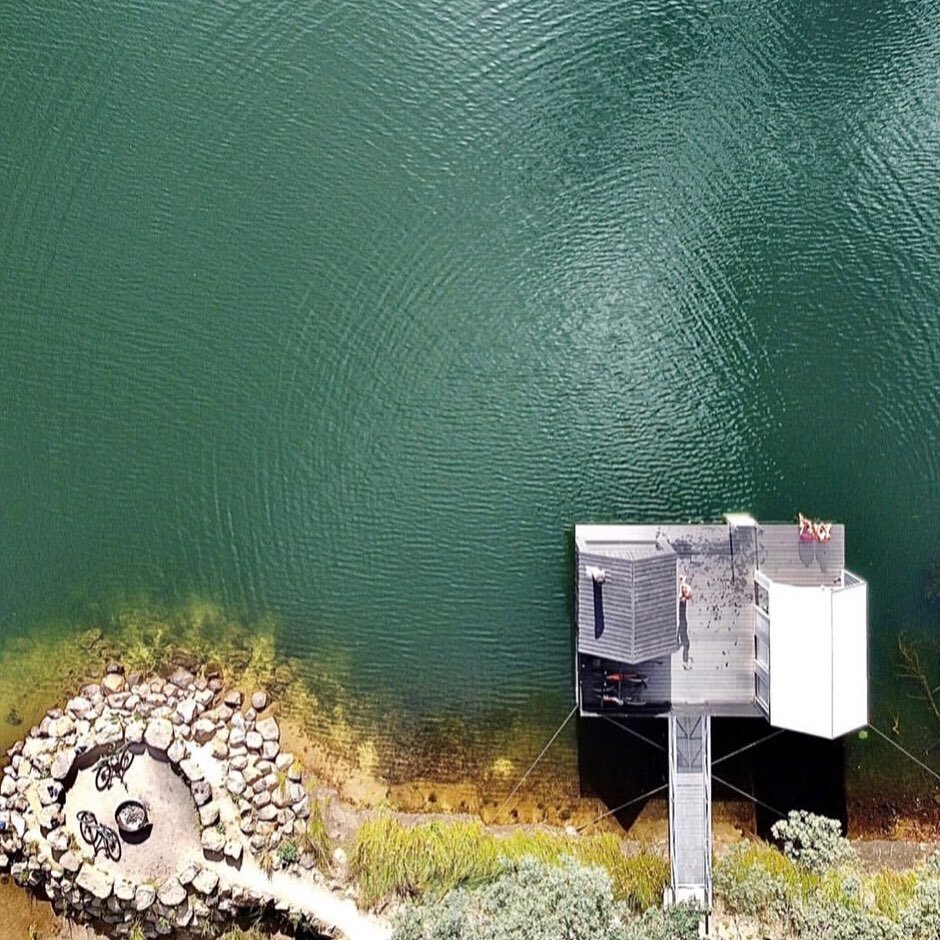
[0,598,937,839]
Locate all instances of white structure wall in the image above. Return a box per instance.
[766,577,867,739]
[831,582,868,736]
[767,584,835,738]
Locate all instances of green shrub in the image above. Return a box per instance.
[771,810,856,873]
[393,856,620,940]
[714,841,807,921]
[793,902,902,940]
[924,850,940,877]
[277,839,299,865]
[614,904,700,940]
[901,866,940,940]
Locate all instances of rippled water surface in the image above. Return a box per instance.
[1,2,939,782]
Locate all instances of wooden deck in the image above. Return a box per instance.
[577,521,845,717]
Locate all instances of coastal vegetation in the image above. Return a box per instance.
[392,856,699,940]
[387,813,940,940]
[350,815,667,910]
[713,821,940,939]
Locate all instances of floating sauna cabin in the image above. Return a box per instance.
[574,513,868,907]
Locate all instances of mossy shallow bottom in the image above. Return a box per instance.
[0,597,607,831]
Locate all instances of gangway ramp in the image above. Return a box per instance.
[668,714,712,906]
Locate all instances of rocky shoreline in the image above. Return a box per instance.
[0,663,385,939]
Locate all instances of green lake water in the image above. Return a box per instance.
[1,1,939,792]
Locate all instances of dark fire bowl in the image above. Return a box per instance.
[115,799,152,843]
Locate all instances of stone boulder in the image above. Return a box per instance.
[250,690,268,711]
[59,850,82,874]
[134,883,156,911]
[50,715,75,739]
[256,717,280,742]
[201,827,225,855]
[198,803,220,827]
[225,771,247,796]
[66,697,93,720]
[178,758,204,783]
[50,751,74,782]
[192,868,219,894]
[47,827,70,855]
[177,698,198,725]
[38,780,63,806]
[144,718,173,753]
[94,720,123,747]
[101,673,125,694]
[190,780,212,806]
[192,718,216,745]
[261,740,280,761]
[168,667,195,690]
[223,840,243,865]
[76,865,113,900]
[157,877,187,907]
[114,879,135,902]
[167,739,187,765]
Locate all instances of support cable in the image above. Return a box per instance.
[867,723,940,784]
[713,729,785,767]
[487,704,578,824]
[712,772,787,821]
[601,715,666,753]
[576,781,670,832]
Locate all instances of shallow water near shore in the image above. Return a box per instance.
[2,0,940,847]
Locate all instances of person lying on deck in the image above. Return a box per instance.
[815,521,832,542]
[798,513,832,542]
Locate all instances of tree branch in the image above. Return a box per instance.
[897,634,940,727]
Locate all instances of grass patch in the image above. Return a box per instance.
[303,794,333,867]
[350,816,667,909]
[869,868,918,920]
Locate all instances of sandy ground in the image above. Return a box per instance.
[63,749,202,883]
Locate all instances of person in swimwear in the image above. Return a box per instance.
[798,512,815,540]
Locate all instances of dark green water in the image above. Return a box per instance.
[2,2,939,781]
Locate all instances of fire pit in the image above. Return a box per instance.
[114,799,152,843]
